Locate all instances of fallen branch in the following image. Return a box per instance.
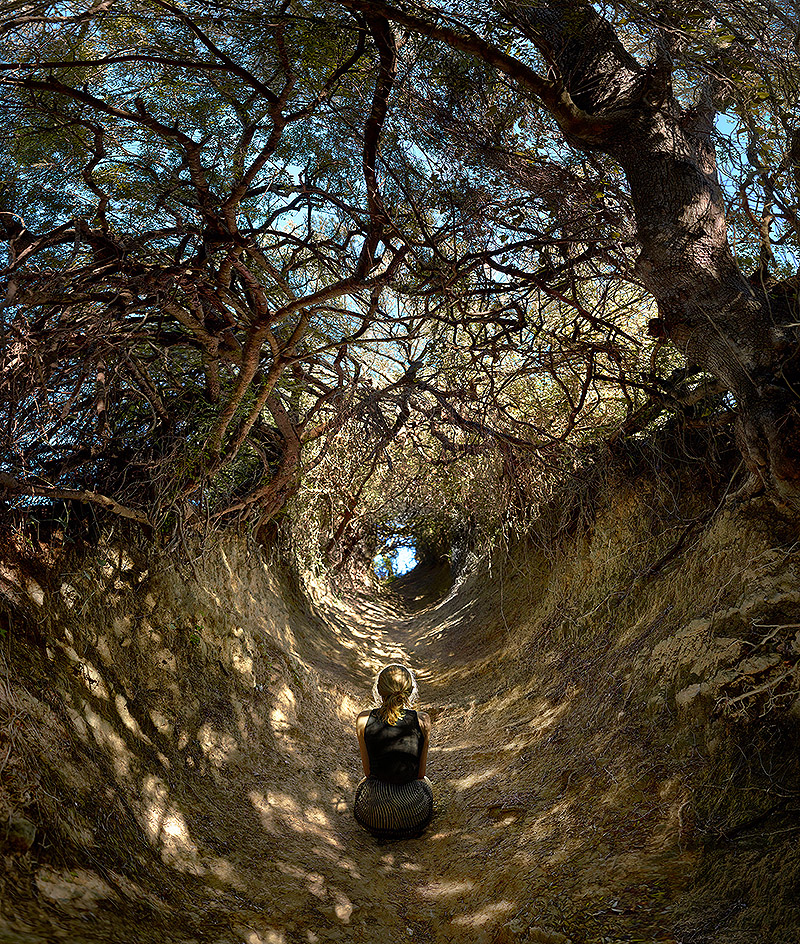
[718,669,794,709]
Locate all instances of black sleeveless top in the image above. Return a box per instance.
[364,708,424,785]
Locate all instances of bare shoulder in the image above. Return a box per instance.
[356,710,371,730]
[417,710,432,732]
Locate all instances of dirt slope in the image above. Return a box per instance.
[1,492,800,944]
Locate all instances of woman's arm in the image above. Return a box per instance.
[356,711,371,777]
[417,711,431,779]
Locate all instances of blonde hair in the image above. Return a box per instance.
[375,664,416,725]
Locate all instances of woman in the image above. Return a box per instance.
[354,664,433,839]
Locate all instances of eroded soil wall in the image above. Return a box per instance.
[1,485,799,944]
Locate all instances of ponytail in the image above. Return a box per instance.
[374,664,417,726]
[378,691,408,725]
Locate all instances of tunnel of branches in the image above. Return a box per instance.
[2,2,800,943]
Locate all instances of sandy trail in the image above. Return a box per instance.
[7,499,800,944]
[210,568,633,944]
[214,572,534,944]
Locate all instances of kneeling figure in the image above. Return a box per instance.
[354,664,433,839]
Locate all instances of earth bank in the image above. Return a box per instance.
[1,478,799,944]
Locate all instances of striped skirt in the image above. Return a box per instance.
[354,777,434,839]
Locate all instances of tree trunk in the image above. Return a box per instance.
[612,111,800,503]
[508,0,800,506]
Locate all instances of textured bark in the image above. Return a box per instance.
[500,1,800,505]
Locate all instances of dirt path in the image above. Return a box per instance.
[8,502,800,943]
[168,573,523,944]
[230,582,505,944]
[5,556,690,944]
[206,568,687,944]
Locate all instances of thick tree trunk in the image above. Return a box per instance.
[508,0,800,506]
[611,111,800,502]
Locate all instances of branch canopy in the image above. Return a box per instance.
[1,0,799,540]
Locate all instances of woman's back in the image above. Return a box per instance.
[364,708,423,784]
[354,664,433,839]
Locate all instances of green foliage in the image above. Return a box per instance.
[2,0,797,553]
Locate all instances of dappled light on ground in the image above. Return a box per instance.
[2,498,800,943]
